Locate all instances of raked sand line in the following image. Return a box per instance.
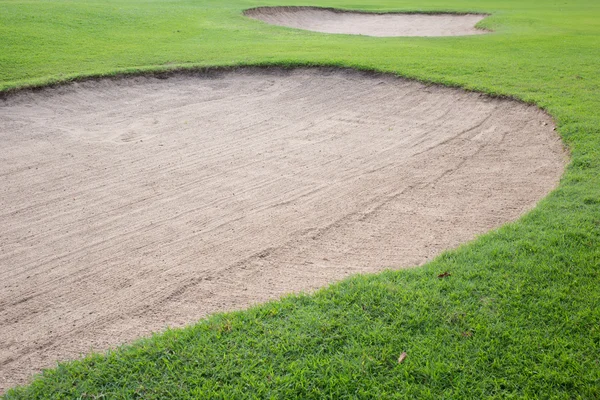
[0,68,565,391]
[244,7,488,37]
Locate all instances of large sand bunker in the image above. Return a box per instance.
[244,7,488,37]
[0,68,564,391]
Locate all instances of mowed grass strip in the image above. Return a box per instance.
[2,0,600,398]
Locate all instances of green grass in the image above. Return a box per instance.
[2,0,600,398]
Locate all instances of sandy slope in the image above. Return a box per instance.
[244,7,487,37]
[0,68,564,391]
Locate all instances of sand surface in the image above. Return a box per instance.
[0,68,564,391]
[244,7,488,37]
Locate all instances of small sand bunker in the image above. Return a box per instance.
[0,68,564,391]
[244,7,488,37]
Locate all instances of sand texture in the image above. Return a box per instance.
[244,7,488,37]
[0,68,565,391]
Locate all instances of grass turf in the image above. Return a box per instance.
[1,0,599,398]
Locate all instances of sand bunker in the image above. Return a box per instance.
[0,68,564,391]
[244,7,488,37]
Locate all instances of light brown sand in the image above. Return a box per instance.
[0,68,564,391]
[244,7,488,37]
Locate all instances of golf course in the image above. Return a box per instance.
[0,0,599,398]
